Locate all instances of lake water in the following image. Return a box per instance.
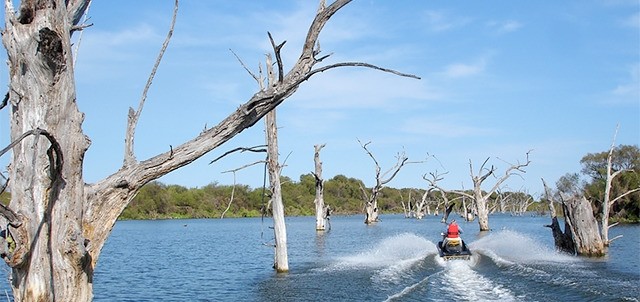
[1,214,639,301]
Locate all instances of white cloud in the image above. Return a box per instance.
[422,10,471,32]
[611,63,640,103]
[400,116,495,138]
[487,20,523,34]
[76,23,162,62]
[290,69,442,110]
[442,59,487,78]
[620,12,640,28]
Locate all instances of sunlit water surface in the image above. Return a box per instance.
[1,214,638,301]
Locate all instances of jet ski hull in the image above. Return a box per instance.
[437,239,472,261]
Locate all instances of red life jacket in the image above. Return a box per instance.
[447,223,459,238]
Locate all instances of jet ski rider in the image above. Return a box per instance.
[445,220,462,241]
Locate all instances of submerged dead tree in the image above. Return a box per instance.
[312,144,329,231]
[542,179,576,254]
[264,109,288,271]
[423,170,455,223]
[600,126,640,245]
[543,178,605,256]
[462,152,531,231]
[358,140,410,224]
[0,0,418,300]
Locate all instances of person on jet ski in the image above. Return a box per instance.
[443,220,463,249]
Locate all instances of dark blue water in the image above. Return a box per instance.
[1,214,639,301]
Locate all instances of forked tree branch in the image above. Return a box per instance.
[124,0,179,167]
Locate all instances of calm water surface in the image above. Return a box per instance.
[1,214,639,301]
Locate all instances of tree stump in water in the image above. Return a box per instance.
[565,196,605,257]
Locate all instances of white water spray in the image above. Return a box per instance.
[470,230,578,265]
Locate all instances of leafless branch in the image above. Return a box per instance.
[486,150,532,196]
[230,49,261,83]
[124,0,179,167]
[210,145,267,164]
[221,160,266,173]
[0,93,8,110]
[307,62,420,80]
[609,234,623,243]
[220,170,238,219]
[267,32,286,83]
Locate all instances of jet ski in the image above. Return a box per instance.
[437,234,472,261]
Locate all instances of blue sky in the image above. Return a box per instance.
[1,1,638,197]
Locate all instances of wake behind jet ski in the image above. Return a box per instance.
[437,220,472,261]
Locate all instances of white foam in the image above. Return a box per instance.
[440,260,517,302]
[335,233,435,269]
[470,230,578,265]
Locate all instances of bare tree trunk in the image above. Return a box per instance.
[2,1,94,300]
[265,110,288,272]
[601,125,640,245]
[364,187,381,224]
[400,193,410,218]
[565,196,605,256]
[542,179,575,254]
[415,190,427,219]
[313,144,327,231]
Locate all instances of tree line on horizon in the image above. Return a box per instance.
[103,144,638,222]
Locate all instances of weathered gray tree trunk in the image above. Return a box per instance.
[1,0,418,299]
[265,110,288,272]
[565,195,605,256]
[2,1,94,300]
[313,144,327,231]
[601,126,640,245]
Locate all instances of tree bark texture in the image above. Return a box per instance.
[564,196,605,256]
[265,110,288,272]
[3,1,93,300]
[313,144,327,231]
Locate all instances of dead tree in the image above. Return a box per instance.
[400,192,412,218]
[601,126,640,245]
[498,189,533,216]
[232,47,290,271]
[422,171,454,223]
[414,189,428,219]
[564,195,605,256]
[264,109,288,272]
[513,191,534,216]
[543,178,605,256]
[463,152,531,231]
[312,144,329,231]
[358,140,409,224]
[542,179,576,254]
[0,1,419,300]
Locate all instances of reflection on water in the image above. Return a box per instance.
[0,214,637,301]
